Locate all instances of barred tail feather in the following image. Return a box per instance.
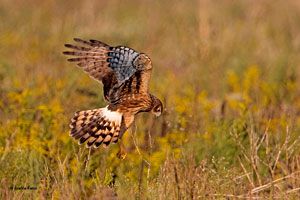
[69,107,122,148]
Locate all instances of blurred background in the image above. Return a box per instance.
[1,0,300,199]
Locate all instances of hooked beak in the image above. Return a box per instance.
[154,112,161,117]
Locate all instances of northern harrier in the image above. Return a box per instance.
[63,38,163,153]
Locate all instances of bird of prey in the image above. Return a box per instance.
[63,38,163,152]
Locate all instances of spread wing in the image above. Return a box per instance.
[63,38,152,103]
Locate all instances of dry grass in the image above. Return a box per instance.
[1,0,300,199]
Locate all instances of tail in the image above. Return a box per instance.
[69,106,122,148]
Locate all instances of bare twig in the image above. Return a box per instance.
[255,119,270,152]
[248,118,262,186]
[286,187,300,194]
[198,193,263,199]
[251,171,300,194]
[238,156,255,188]
[272,126,290,174]
[173,164,181,200]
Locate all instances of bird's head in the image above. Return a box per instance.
[151,95,163,117]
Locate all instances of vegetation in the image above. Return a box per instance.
[1,0,300,199]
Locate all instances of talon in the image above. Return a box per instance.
[117,149,127,160]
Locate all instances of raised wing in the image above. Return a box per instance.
[63,38,153,103]
[63,38,140,84]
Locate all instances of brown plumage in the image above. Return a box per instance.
[63,38,163,149]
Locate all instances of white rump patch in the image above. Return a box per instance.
[101,106,122,125]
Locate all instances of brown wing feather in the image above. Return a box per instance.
[63,38,153,103]
[63,39,112,82]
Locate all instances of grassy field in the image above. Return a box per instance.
[1,0,300,199]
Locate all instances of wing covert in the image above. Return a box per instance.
[108,46,140,82]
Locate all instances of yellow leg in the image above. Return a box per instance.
[117,140,127,160]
